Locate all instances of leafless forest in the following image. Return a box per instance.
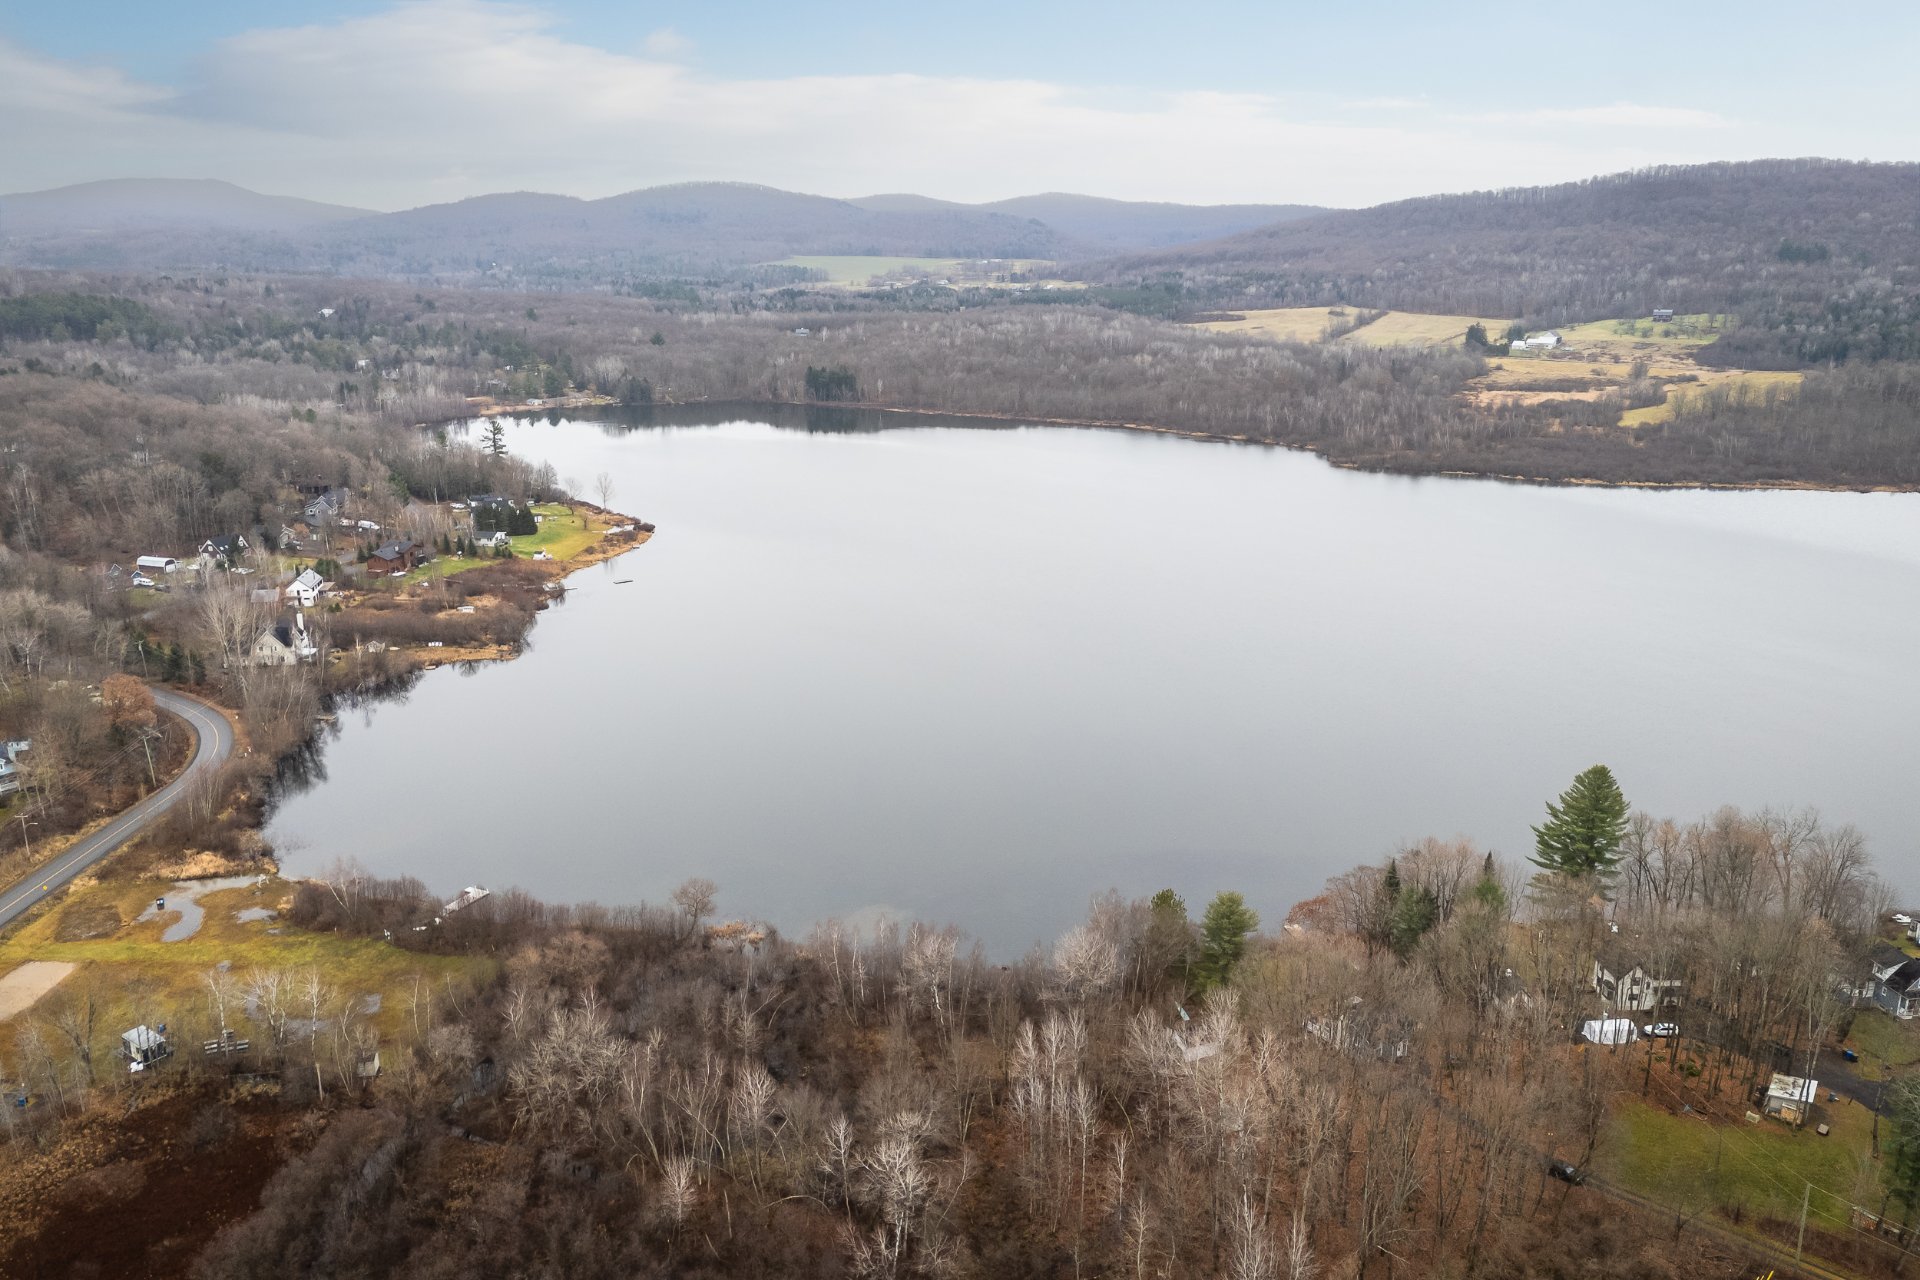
[5,268,1919,486]
[0,808,1897,1278]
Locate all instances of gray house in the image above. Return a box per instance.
[1869,943,1920,1018]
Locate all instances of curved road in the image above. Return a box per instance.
[0,689,235,934]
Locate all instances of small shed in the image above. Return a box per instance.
[1652,308,1675,322]
[122,1025,172,1072]
[1765,1073,1818,1126]
[135,555,179,574]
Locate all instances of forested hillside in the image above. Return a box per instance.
[1087,160,1920,367]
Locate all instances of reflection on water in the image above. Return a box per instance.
[269,407,1920,953]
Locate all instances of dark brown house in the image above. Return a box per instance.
[366,539,421,576]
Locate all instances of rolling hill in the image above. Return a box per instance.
[1082,159,1920,363]
[0,178,371,234]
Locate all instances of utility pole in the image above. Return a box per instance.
[139,728,158,790]
[1797,1179,1811,1264]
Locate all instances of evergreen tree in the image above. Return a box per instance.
[1388,884,1439,957]
[1147,889,1194,989]
[1470,851,1508,914]
[1196,891,1260,989]
[482,417,507,457]
[1531,764,1631,878]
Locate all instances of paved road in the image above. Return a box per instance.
[0,689,235,934]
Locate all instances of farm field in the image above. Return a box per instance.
[1193,306,1354,342]
[1338,310,1515,347]
[1617,369,1803,424]
[1193,307,1516,347]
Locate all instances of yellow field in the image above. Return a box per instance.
[1194,307,1517,348]
[1194,306,1354,342]
[1619,369,1803,424]
[1339,311,1516,348]
[775,255,1056,287]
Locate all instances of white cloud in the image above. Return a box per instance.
[1455,102,1733,130]
[642,27,691,60]
[0,3,1806,211]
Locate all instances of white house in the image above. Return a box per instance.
[198,534,250,569]
[1518,331,1562,350]
[0,739,30,798]
[285,568,329,609]
[1592,947,1682,1013]
[471,530,509,550]
[249,613,317,666]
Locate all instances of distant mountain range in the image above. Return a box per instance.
[0,178,1326,277]
[0,178,372,234]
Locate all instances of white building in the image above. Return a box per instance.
[285,568,329,609]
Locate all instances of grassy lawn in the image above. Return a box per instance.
[1845,1009,1920,1073]
[512,504,601,560]
[0,873,490,1068]
[1556,314,1728,351]
[398,554,488,585]
[1599,1096,1882,1231]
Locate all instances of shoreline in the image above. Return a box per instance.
[463,399,1920,498]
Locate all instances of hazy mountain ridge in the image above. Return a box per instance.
[0,178,372,235]
[849,191,1326,251]
[0,178,1322,276]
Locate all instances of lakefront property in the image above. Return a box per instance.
[2,7,1919,1266]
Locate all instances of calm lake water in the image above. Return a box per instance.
[269,405,1920,952]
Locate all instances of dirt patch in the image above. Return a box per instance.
[53,898,124,942]
[0,960,76,1020]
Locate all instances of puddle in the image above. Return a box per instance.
[234,908,276,923]
[362,994,383,1015]
[135,876,263,943]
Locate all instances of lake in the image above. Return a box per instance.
[268,405,1920,952]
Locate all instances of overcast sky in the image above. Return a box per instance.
[4,1,1916,211]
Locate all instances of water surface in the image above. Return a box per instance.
[269,407,1920,951]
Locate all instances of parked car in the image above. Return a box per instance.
[1893,913,1914,926]
[130,573,155,588]
[1642,1022,1679,1038]
[1546,1158,1585,1185]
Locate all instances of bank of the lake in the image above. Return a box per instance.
[270,408,1920,953]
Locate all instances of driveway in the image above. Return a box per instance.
[0,689,236,934]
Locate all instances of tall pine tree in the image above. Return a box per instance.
[1530,764,1630,878]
